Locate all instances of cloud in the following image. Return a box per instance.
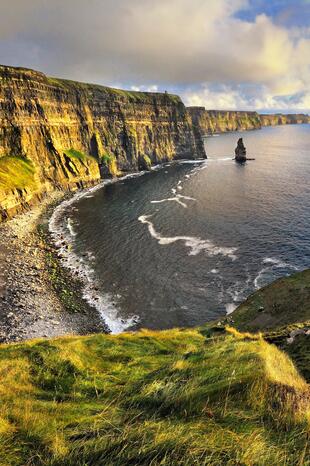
[0,0,309,111]
[184,83,310,113]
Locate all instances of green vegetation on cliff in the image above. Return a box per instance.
[231,270,310,333]
[230,270,310,385]
[0,156,36,192]
[100,151,120,177]
[63,149,96,163]
[48,77,182,105]
[0,325,309,465]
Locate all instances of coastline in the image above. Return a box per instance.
[0,162,178,342]
[48,165,174,334]
[0,190,107,343]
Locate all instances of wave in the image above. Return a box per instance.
[151,194,196,209]
[225,303,237,315]
[254,257,299,289]
[179,159,206,164]
[66,217,77,237]
[207,157,233,162]
[138,215,238,260]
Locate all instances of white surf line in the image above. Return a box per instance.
[139,214,238,260]
[151,194,196,209]
[66,217,77,237]
[253,257,300,289]
[205,157,233,162]
[225,273,252,315]
[179,159,206,164]
[225,303,237,315]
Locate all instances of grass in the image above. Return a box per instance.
[0,156,37,192]
[230,269,310,333]
[230,269,310,383]
[36,223,89,316]
[63,149,96,163]
[0,326,309,465]
[47,76,182,105]
[64,148,121,177]
[100,151,120,177]
[62,149,101,178]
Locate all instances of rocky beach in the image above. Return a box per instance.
[0,192,107,343]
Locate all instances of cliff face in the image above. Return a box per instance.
[188,107,262,134]
[189,107,310,136]
[0,65,205,220]
[260,113,310,126]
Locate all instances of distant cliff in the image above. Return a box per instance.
[188,107,310,136]
[0,65,205,220]
[260,113,310,126]
[188,107,262,133]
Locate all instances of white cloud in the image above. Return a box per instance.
[131,85,159,93]
[0,0,309,111]
[184,83,310,113]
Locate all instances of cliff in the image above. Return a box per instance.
[188,107,262,133]
[260,113,310,126]
[0,65,205,220]
[189,106,310,136]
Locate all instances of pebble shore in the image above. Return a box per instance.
[0,192,106,343]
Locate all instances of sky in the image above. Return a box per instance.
[0,0,309,113]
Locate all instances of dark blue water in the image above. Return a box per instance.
[52,125,310,332]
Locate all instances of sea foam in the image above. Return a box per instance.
[253,257,299,289]
[138,214,238,260]
[151,194,196,209]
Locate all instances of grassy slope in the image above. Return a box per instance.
[230,270,310,332]
[230,270,310,383]
[0,156,37,192]
[0,327,309,466]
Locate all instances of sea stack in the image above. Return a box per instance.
[235,138,247,162]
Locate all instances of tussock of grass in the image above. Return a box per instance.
[225,325,263,340]
[0,156,36,192]
[0,328,309,465]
